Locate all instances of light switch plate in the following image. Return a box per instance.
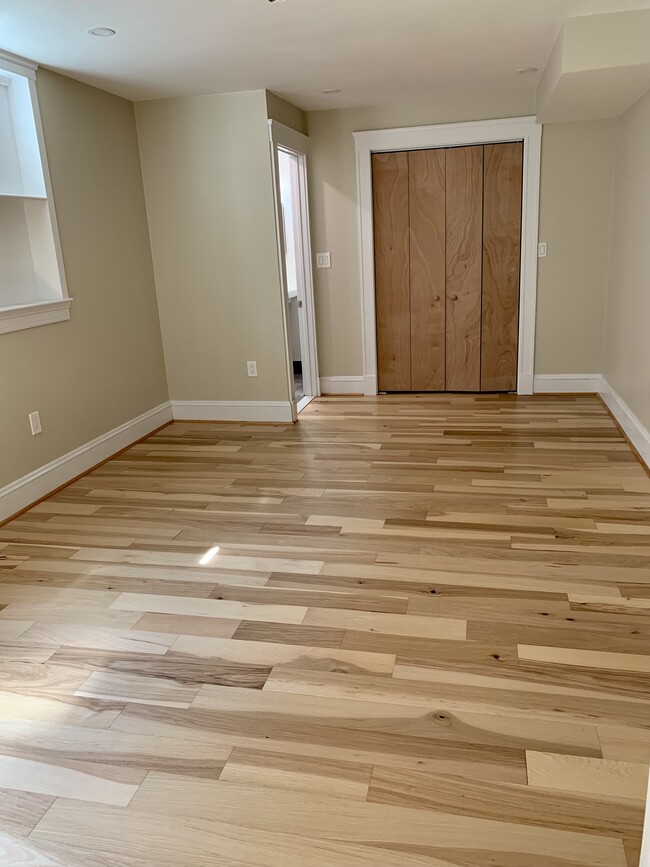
[538,242,548,258]
[316,253,332,269]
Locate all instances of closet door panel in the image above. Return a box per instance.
[409,149,446,391]
[482,141,523,392]
[445,146,483,392]
[373,151,411,391]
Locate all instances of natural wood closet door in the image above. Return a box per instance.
[481,142,523,392]
[373,152,411,391]
[408,149,446,391]
[445,146,483,392]
[372,142,522,395]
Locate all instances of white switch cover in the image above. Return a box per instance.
[316,253,332,269]
[29,411,42,436]
[538,242,548,258]
[247,361,258,378]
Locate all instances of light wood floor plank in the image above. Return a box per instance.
[526,751,649,802]
[0,394,645,863]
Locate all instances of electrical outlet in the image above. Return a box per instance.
[316,253,332,269]
[29,411,42,436]
[538,242,548,258]
[247,361,258,378]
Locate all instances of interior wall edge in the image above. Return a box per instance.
[134,89,290,405]
[0,402,173,524]
[0,69,170,491]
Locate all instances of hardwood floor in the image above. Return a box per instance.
[0,393,649,866]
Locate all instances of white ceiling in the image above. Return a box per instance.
[1,0,649,110]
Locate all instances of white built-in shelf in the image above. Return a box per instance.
[0,193,47,201]
[0,49,69,332]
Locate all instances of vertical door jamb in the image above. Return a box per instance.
[268,120,320,416]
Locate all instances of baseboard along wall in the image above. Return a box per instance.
[2,380,649,524]
[600,378,650,471]
[0,402,173,523]
[170,400,294,423]
[533,374,604,393]
[320,376,365,395]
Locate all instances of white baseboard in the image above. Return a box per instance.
[600,378,650,469]
[518,372,534,395]
[0,402,172,523]
[364,374,378,396]
[641,774,650,867]
[320,377,365,395]
[534,374,604,393]
[171,400,294,423]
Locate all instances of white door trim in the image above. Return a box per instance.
[269,120,321,417]
[354,116,542,396]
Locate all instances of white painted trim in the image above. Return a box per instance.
[534,374,603,393]
[0,298,72,335]
[268,119,310,154]
[0,402,172,523]
[296,395,315,413]
[600,378,650,469]
[640,773,650,867]
[29,77,70,303]
[320,376,365,395]
[354,116,542,396]
[171,401,294,423]
[0,49,37,79]
[268,119,320,408]
[0,63,69,323]
[268,127,298,421]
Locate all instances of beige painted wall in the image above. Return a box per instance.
[536,119,616,374]
[305,92,615,380]
[0,70,168,490]
[266,92,308,135]
[603,89,650,431]
[135,90,290,403]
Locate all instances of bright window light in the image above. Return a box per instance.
[199,546,220,566]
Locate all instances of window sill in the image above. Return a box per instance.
[0,298,72,335]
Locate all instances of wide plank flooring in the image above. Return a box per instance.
[1,393,649,866]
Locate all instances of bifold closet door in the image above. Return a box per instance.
[409,149,446,391]
[445,145,484,392]
[373,151,410,392]
[373,142,522,394]
[481,142,523,392]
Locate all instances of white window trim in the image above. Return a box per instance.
[0,49,72,333]
[0,297,72,335]
[354,116,542,396]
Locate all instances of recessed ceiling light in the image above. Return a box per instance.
[87,27,116,37]
[517,67,539,75]
[322,89,341,95]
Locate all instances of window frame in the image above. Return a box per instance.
[0,49,71,334]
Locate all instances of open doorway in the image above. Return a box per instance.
[279,150,305,403]
[270,121,320,417]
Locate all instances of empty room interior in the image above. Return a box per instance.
[2,0,650,864]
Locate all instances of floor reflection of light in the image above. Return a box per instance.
[199,546,220,566]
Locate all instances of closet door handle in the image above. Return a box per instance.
[450,294,458,301]
[433,295,440,302]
